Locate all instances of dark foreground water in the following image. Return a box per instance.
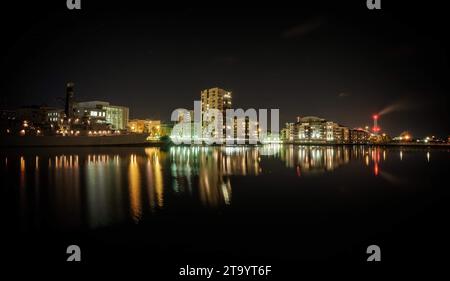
[0,145,448,271]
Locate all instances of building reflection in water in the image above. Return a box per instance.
[8,145,427,230]
[169,146,260,207]
[84,150,166,225]
[144,148,165,211]
[279,145,350,175]
[84,155,124,227]
[50,155,81,228]
[128,154,141,223]
[278,145,398,177]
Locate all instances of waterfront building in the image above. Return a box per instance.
[201,87,232,140]
[326,121,349,143]
[201,87,232,116]
[1,106,48,135]
[232,116,259,143]
[296,116,326,142]
[75,101,129,130]
[199,87,259,143]
[104,105,129,130]
[128,119,161,138]
[0,109,18,135]
[74,101,108,126]
[159,122,174,137]
[1,82,130,136]
[293,116,349,143]
[0,106,66,135]
[349,128,371,144]
[46,108,65,123]
[281,122,295,142]
[392,131,413,142]
[15,106,48,125]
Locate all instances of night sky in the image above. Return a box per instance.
[0,1,448,137]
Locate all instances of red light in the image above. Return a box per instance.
[372,114,379,120]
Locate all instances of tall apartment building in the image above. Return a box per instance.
[200,87,232,139]
[198,87,259,143]
[200,87,232,115]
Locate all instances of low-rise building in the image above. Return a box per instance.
[294,116,349,143]
[349,128,371,144]
[46,108,65,123]
[281,122,295,142]
[75,101,129,130]
[159,122,174,137]
[128,119,161,138]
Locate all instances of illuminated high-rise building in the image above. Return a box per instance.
[200,87,232,114]
[200,87,232,139]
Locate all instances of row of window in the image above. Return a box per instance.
[90,111,106,117]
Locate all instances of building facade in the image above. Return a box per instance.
[75,101,129,130]
[281,122,295,142]
[104,105,129,130]
[349,128,371,144]
[128,119,161,138]
[294,116,349,143]
[46,108,65,123]
[201,87,232,140]
[201,87,232,116]
[199,87,259,143]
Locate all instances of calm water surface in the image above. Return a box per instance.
[1,145,448,265]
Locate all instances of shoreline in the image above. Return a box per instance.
[281,142,450,147]
[0,141,448,148]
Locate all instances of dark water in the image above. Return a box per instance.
[1,145,448,270]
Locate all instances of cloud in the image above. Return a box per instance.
[338,92,350,98]
[281,18,325,39]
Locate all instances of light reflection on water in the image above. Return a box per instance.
[1,145,439,229]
